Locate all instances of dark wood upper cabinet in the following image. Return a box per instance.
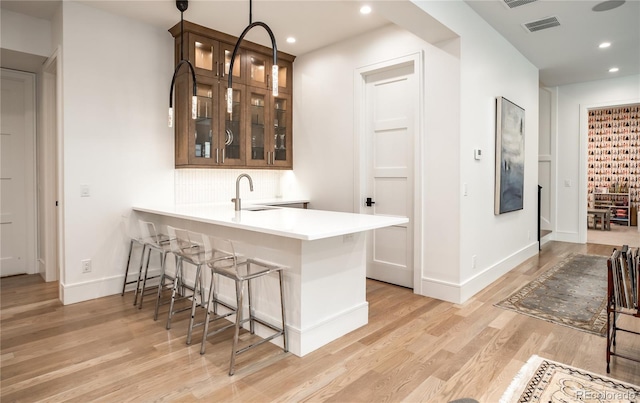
[170,21,295,169]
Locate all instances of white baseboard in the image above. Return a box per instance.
[420,242,539,304]
[215,299,369,357]
[60,268,162,305]
[60,275,124,305]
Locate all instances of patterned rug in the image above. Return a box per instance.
[499,355,640,402]
[495,253,609,336]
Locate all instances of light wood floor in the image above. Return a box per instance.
[2,241,639,402]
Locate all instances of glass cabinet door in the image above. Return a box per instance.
[222,43,243,83]
[193,81,215,162]
[247,51,268,88]
[272,94,292,167]
[247,88,268,165]
[189,34,220,77]
[220,84,245,165]
[275,60,293,94]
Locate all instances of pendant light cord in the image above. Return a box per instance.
[169,0,197,125]
[227,0,278,113]
[180,10,185,61]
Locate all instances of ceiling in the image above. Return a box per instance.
[465,0,640,86]
[1,0,638,87]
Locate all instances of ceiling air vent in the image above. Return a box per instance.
[504,0,538,9]
[523,16,561,33]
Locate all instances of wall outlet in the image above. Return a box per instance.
[343,233,355,243]
[80,185,91,197]
[472,255,477,269]
[81,259,92,273]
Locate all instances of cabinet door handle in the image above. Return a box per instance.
[222,148,225,163]
[215,148,219,164]
[215,61,219,77]
[221,62,225,77]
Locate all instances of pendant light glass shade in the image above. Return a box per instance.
[169,0,198,127]
[272,65,279,96]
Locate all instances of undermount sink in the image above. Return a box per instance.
[242,206,278,211]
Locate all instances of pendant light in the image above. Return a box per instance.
[226,0,279,115]
[168,0,197,127]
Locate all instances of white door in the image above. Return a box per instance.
[1,69,36,277]
[363,62,415,288]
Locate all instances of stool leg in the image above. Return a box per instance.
[247,263,255,335]
[167,257,182,330]
[153,252,171,321]
[229,279,245,376]
[186,264,203,345]
[122,239,135,296]
[134,245,150,306]
[138,247,155,309]
[278,270,288,353]
[200,272,217,355]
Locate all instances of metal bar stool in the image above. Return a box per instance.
[200,237,288,376]
[184,235,239,346]
[135,220,172,309]
[165,226,209,335]
[121,219,169,303]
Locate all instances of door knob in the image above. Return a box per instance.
[365,197,375,207]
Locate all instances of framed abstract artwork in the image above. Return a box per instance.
[495,96,525,215]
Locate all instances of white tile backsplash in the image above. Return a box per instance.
[175,169,287,205]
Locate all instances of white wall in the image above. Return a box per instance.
[412,1,539,302]
[293,23,464,299]
[60,2,175,303]
[0,9,51,57]
[553,74,640,243]
[294,0,539,303]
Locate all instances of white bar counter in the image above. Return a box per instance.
[133,202,407,356]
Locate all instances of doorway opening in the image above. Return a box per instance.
[582,101,639,247]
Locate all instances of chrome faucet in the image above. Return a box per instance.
[232,173,253,211]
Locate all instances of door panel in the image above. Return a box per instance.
[1,70,35,277]
[364,63,414,288]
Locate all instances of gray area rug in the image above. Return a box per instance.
[495,253,609,336]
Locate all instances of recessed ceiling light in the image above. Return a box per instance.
[599,42,611,48]
[360,5,372,14]
[609,67,619,73]
[286,37,296,44]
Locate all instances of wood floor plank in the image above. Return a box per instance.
[1,240,639,402]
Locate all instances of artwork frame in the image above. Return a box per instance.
[495,96,525,215]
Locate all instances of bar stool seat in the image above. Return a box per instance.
[199,238,288,376]
[135,220,172,309]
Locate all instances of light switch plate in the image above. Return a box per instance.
[474,149,482,160]
[80,185,90,197]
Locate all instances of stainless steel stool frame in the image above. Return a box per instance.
[153,253,179,321]
[164,226,212,335]
[133,221,171,309]
[165,249,207,332]
[121,237,145,297]
[200,256,288,376]
[136,242,170,309]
